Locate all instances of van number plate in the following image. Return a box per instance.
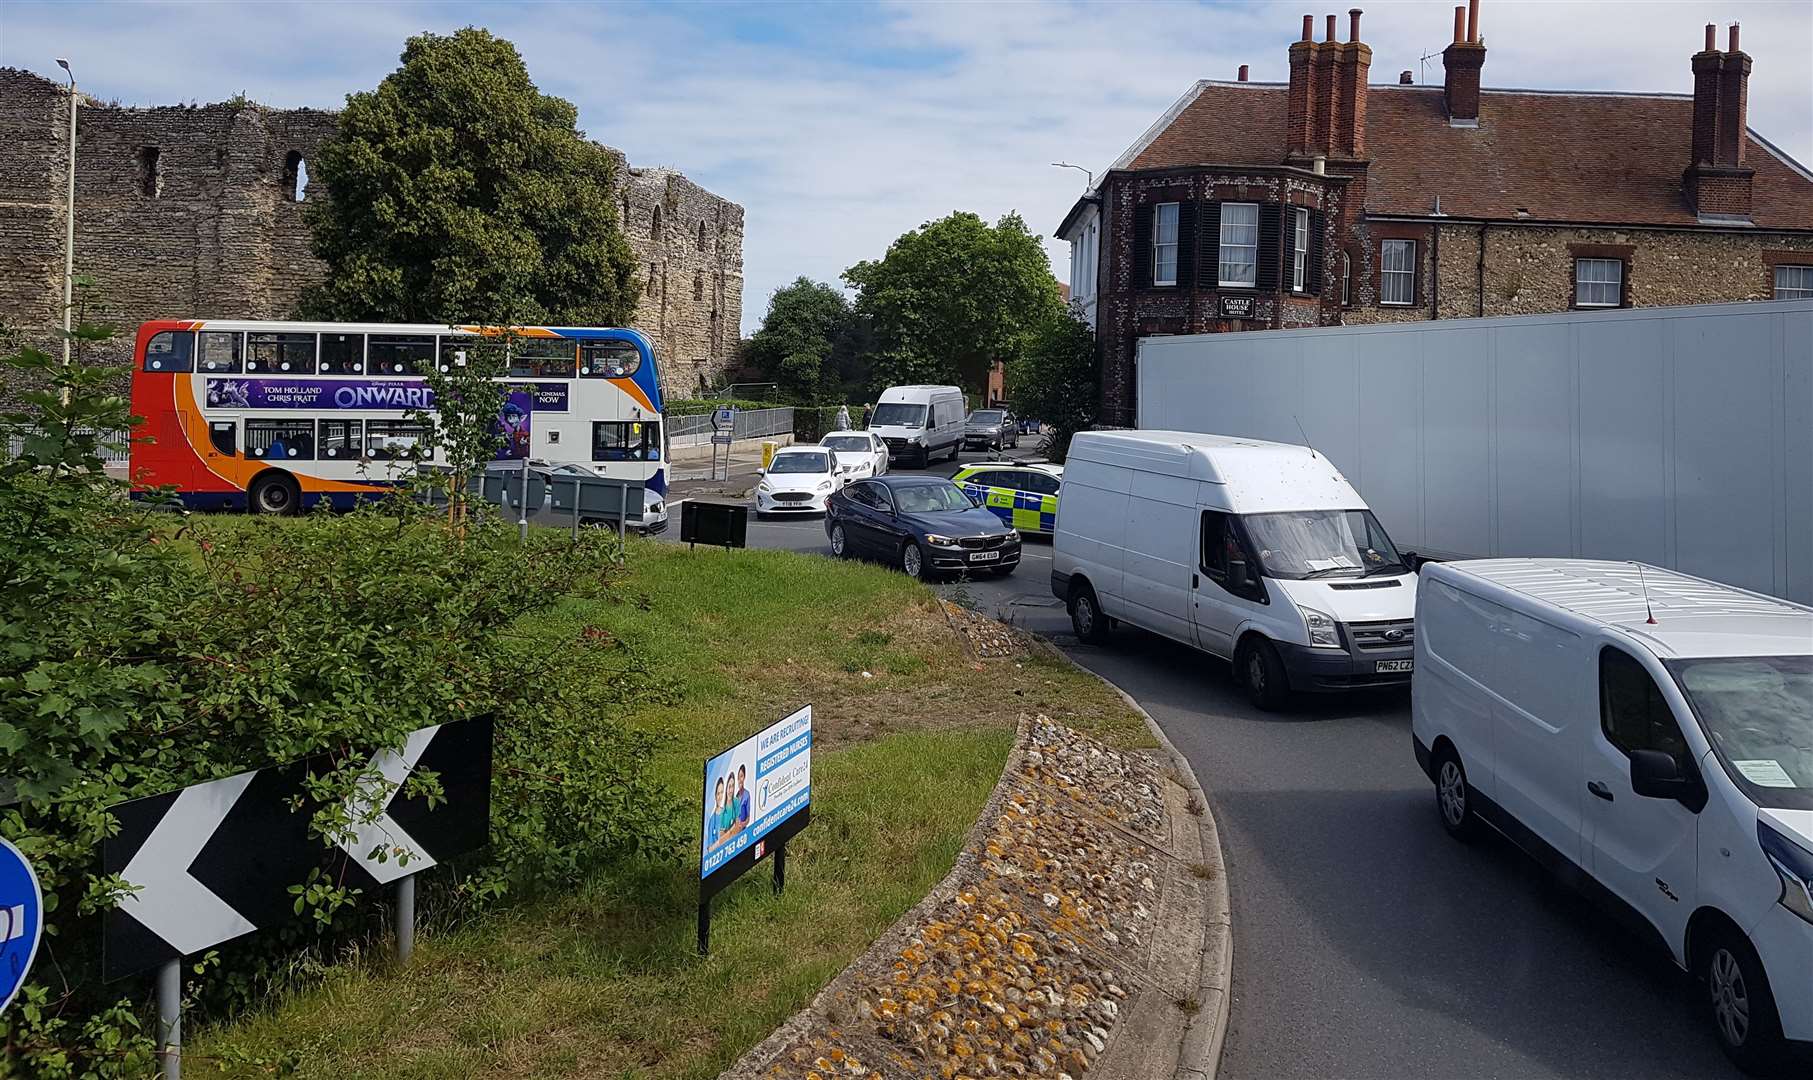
[1375,659,1413,673]
[968,551,1001,563]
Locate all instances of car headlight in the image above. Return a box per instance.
[1299,606,1341,648]
[757,481,771,493]
[649,501,664,514]
[816,480,833,492]
[908,436,922,445]
[1760,822,1813,926]
[925,534,958,547]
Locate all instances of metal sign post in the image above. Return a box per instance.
[710,407,737,483]
[157,960,181,1079]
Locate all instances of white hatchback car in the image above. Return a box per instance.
[820,430,889,480]
[754,447,842,516]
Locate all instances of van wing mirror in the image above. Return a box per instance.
[1629,749,1690,800]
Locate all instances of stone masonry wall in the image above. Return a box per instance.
[0,69,744,402]
[1435,223,1813,317]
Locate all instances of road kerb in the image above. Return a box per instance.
[1099,675,1234,1080]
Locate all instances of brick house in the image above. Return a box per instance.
[1057,5,1813,425]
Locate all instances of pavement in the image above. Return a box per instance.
[660,441,1749,1080]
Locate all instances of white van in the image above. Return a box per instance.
[1413,559,1813,1070]
[870,385,965,468]
[1051,430,1417,709]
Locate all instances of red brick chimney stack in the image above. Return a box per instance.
[1287,10,1371,162]
[1333,9,1371,157]
[1686,22,1754,219]
[1442,0,1486,125]
[1718,23,1749,166]
[1238,64,1250,82]
[1287,15,1318,155]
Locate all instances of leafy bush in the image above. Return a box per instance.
[663,396,790,417]
[0,306,680,1076]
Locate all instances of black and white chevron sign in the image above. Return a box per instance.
[102,717,492,981]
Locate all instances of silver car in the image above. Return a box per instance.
[963,409,1018,451]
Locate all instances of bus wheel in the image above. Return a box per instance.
[250,471,300,516]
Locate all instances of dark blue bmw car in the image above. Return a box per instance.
[825,475,1021,580]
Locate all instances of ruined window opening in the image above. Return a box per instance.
[621,195,631,229]
[647,264,658,297]
[693,272,704,301]
[651,205,662,242]
[697,220,707,251]
[281,151,308,202]
[136,146,161,198]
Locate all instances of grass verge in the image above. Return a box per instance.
[193,540,1149,1079]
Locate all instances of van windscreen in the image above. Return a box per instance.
[873,403,926,428]
[1241,510,1407,579]
[1666,654,1813,811]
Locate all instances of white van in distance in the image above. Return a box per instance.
[1051,430,1417,709]
[870,385,965,468]
[1413,559,1813,1071]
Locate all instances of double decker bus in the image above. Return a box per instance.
[127,320,665,517]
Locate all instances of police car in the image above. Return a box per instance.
[951,462,1063,535]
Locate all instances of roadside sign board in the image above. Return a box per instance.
[711,406,737,432]
[101,717,493,980]
[710,431,733,446]
[0,838,43,1013]
[699,705,811,900]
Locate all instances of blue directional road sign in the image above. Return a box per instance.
[0,837,44,1014]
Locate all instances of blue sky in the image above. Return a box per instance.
[4,1,1809,336]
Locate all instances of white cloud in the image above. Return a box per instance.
[3,1,1808,335]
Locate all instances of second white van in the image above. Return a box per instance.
[1414,559,1813,1071]
[870,385,965,468]
[1050,430,1417,709]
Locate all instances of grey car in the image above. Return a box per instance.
[963,408,1018,451]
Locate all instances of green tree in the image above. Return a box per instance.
[302,28,638,326]
[743,278,868,403]
[842,211,1063,396]
[1009,305,1099,462]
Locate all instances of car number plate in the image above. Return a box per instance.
[968,551,1001,562]
[1375,659,1414,673]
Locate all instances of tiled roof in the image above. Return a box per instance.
[1125,81,1813,231]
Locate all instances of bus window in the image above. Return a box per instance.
[199,331,244,373]
[319,333,365,375]
[319,419,363,460]
[246,332,317,374]
[246,418,316,461]
[438,335,479,373]
[580,340,641,378]
[511,340,576,379]
[366,420,429,460]
[368,335,435,376]
[208,421,237,456]
[592,420,658,462]
[143,330,194,372]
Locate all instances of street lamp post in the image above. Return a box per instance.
[56,58,76,393]
[1050,161,1095,188]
